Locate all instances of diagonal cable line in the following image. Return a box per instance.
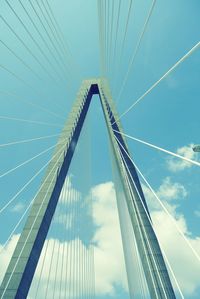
[0,0,196,298]
[17,0,67,84]
[101,0,107,77]
[52,208,63,299]
[119,154,161,299]
[112,0,121,77]
[53,184,72,299]
[113,129,200,167]
[63,179,74,299]
[112,0,133,91]
[0,15,55,82]
[116,0,156,102]
[45,182,73,299]
[29,0,71,82]
[0,198,33,253]
[0,65,65,115]
[0,144,62,215]
[35,0,72,76]
[106,0,110,76]
[0,115,62,127]
[133,159,200,266]
[44,0,82,78]
[115,133,200,266]
[0,185,59,260]
[156,244,184,299]
[41,0,68,57]
[121,151,184,298]
[33,235,50,298]
[115,136,184,298]
[0,40,66,114]
[1,23,64,117]
[0,90,65,121]
[107,0,114,77]
[34,220,52,299]
[122,163,167,299]
[35,0,72,77]
[0,152,66,254]
[44,217,59,298]
[118,0,133,66]
[98,0,104,75]
[58,179,69,299]
[0,64,41,96]
[0,133,59,148]
[63,180,71,299]
[5,0,65,84]
[45,204,66,299]
[114,41,200,123]
[104,0,108,76]
[97,0,103,75]
[0,143,57,179]
[98,0,106,77]
[0,39,42,81]
[0,145,67,299]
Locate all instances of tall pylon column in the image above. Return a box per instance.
[0,79,176,299]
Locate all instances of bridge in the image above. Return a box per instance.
[0,1,200,299]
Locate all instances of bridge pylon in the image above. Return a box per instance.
[0,79,176,299]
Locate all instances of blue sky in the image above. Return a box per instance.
[0,0,200,298]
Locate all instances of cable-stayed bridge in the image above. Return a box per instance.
[0,1,200,299]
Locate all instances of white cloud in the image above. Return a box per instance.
[59,175,81,204]
[142,177,188,215]
[0,234,20,283]
[0,236,94,299]
[29,238,92,299]
[51,175,81,230]
[10,202,25,213]
[0,182,128,298]
[166,144,197,172]
[142,176,200,295]
[1,180,200,298]
[151,210,200,295]
[194,210,200,218]
[157,177,187,201]
[54,210,74,229]
[92,182,128,295]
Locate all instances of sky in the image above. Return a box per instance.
[0,0,200,298]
